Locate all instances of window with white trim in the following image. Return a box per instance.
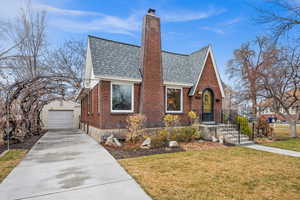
[111,82,134,112]
[166,87,183,113]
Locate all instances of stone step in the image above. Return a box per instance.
[225,139,254,145]
[219,127,237,129]
[237,141,254,145]
[219,130,239,134]
[225,138,251,142]
[218,124,237,127]
[225,135,250,140]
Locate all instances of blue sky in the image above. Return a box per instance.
[1,0,275,84]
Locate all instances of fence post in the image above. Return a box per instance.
[252,122,255,141]
[87,121,89,135]
[238,123,241,144]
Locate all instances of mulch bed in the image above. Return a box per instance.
[103,142,185,159]
[0,130,47,154]
[102,140,227,160]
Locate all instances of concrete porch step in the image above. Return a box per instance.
[219,129,238,133]
[235,141,254,145]
[225,135,250,140]
[225,138,254,145]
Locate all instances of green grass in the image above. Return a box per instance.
[262,138,300,152]
[0,149,27,183]
[120,147,300,200]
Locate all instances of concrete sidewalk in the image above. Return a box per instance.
[245,144,300,157]
[0,129,151,200]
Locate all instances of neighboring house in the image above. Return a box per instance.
[260,105,300,122]
[77,9,225,131]
[259,91,300,122]
[41,100,81,129]
[221,82,241,112]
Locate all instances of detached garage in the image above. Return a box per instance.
[47,110,74,129]
[41,100,80,129]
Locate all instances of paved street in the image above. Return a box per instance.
[0,129,151,200]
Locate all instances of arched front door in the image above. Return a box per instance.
[202,89,214,122]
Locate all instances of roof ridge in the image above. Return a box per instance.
[88,35,208,56]
[162,50,189,56]
[190,45,210,55]
[88,35,141,48]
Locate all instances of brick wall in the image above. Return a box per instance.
[163,86,191,126]
[139,13,164,127]
[99,81,140,129]
[80,53,223,129]
[190,53,222,122]
[80,82,101,128]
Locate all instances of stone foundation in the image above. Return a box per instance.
[80,122,202,143]
[199,124,225,140]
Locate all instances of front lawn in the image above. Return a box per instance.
[262,138,300,152]
[120,147,300,200]
[0,150,27,183]
[271,124,300,139]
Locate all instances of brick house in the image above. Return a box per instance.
[77,9,225,132]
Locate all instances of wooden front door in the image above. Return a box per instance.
[202,89,214,122]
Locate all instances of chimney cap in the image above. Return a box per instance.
[147,8,156,15]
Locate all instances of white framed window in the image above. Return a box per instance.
[110,82,134,113]
[165,86,183,113]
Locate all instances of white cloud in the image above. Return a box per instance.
[0,0,26,19]
[33,3,104,16]
[0,0,140,36]
[0,1,228,36]
[50,15,140,35]
[161,7,226,22]
[200,17,241,35]
[200,26,224,34]
[222,17,241,26]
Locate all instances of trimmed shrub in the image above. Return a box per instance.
[151,130,169,148]
[235,116,251,135]
[126,114,146,143]
[170,127,202,142]
[188,111,197,125]
[163,114,179,128]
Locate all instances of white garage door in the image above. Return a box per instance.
[47,110,74,129]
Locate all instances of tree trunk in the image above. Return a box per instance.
[251,97,257,118]
[289,120,297,138]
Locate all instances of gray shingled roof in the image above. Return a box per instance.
[88,35,209,94]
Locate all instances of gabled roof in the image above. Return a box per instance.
[87,35,224,97]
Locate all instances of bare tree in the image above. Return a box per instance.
[255,0,300,40]
[258,45,300,137]
[0,21,19,61]
[0,2,85,142]
[44,39,86,98]
[227,36,275,117]
[3,75,74,141]
[7,2,47,80]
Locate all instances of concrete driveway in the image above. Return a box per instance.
[0,129,151,200]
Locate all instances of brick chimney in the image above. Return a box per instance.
[139,9,164,127]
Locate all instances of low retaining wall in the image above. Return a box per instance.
[199,124,224,140]
[80,122,202,143]
[80,123,127,143]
